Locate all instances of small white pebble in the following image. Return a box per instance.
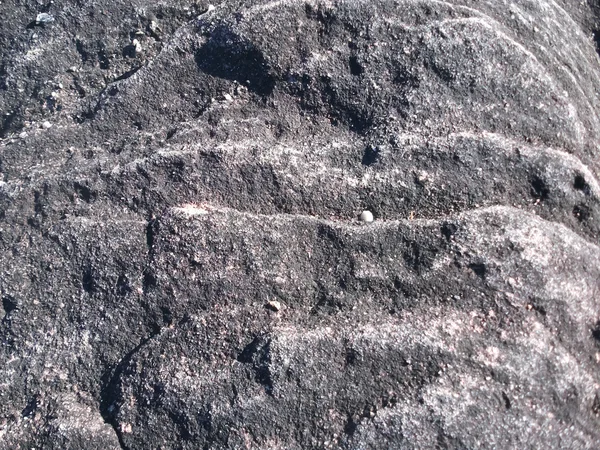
[360,210,374,223]
[36,13,54,24]
[132,39,142,53]
[42,121,52,129]
[223,93,233,102]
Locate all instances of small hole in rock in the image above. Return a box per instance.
[345,348,359,366]
[441,222,458,240]
[143,272,157,291]
[362,145,379,166]
[530,175,549,200]
[574,174,591,196]
[593,29,600,58]
[469,262,487,278]
[2,296,17,315]
[592,321,600,343]
[501,392,511,409]
[592,393,600,416]
[166,128,177,140]
[21,397,39,417]
[344,415,358,436]
[349,56,363,76]
[82,267,96,293]
[116,274,132,296]
[74,182,96,203]
[161,307,173,326]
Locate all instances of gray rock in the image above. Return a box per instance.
[0,0,599,449]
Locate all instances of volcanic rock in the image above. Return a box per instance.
[1,0,600,449]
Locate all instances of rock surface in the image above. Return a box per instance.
[1,0,600,449]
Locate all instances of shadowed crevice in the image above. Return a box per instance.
[195,26,276,96]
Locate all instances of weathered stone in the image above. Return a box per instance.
[1,0,599,448]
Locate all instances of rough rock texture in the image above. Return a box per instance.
[1,0,600,449]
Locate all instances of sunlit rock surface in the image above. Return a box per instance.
[1,1,600,448]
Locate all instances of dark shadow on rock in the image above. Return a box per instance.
[593,30,600,57]
[237,336,273,394]
[99,331,161,450]
[0,63,7,91]
[195,26,276,96]
[0,112,17,138]
[362,145,380,166]
[592,321,600,344]
[2,295,18,318]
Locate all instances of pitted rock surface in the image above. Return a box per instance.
[1,1,600,449]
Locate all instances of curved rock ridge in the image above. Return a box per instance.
[102,206,600,448]
[0,0,600,448]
